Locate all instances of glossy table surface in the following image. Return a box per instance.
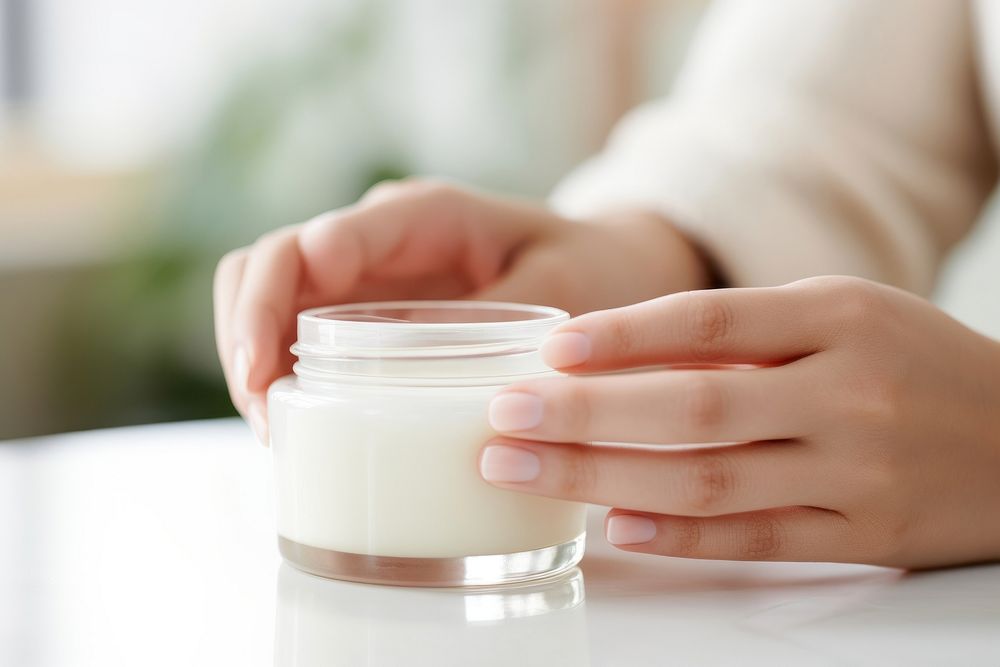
[2,419,998,666]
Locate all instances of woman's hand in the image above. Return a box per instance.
[480,276,1000,569]
[213,179,708,439]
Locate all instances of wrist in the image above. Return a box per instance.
[592,208,715,294]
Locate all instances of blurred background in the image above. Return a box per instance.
[1,0,998,440]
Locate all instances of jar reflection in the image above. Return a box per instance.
[274,563,589,666]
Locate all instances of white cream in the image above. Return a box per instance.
[269,379,585,558]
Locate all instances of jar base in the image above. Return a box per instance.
[278,533,586,588]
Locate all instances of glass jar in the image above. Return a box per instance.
[268,301,587,587]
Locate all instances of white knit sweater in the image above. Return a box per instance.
[552,0,999,294]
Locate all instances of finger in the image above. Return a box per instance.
[234,186,478,399]
[298,182,526,298]
[472,245,573,310]
[247,400,269,447]
[478,439,824,517]
[234,190,459,398]
[232,226,304,396]
[539,284,837,372]
[488,363,823,444]
[213,247,249,413]
[603,506,856,563]
[233,183,551,396]
[347,273,473,302]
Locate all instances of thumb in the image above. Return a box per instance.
[471,248,576,313]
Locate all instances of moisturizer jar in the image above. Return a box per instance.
[268,301,587,587]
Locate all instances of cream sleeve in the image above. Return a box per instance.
[550,0,997,293]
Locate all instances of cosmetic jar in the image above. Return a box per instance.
[268,301,587,586]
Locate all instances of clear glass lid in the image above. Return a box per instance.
[293,301,569,359]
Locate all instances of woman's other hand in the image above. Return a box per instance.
[213,180,709,438]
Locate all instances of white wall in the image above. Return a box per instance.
[31,0,347,168]
[935,202,1000,338]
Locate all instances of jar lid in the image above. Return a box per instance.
[293,301,569,359]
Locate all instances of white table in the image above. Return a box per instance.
[2,419,997,666]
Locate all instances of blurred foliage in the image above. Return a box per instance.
[49,4,414,430]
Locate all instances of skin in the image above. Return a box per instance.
[214,180,1000,568]
[212,179,708,439]
[482,276,1000,569]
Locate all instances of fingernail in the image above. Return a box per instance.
[233,345,251,395]
[248,402,269,447]
[480,445,540,482]
[606,515,657,545]
[541,332,591,368]
[489,392,544,432]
